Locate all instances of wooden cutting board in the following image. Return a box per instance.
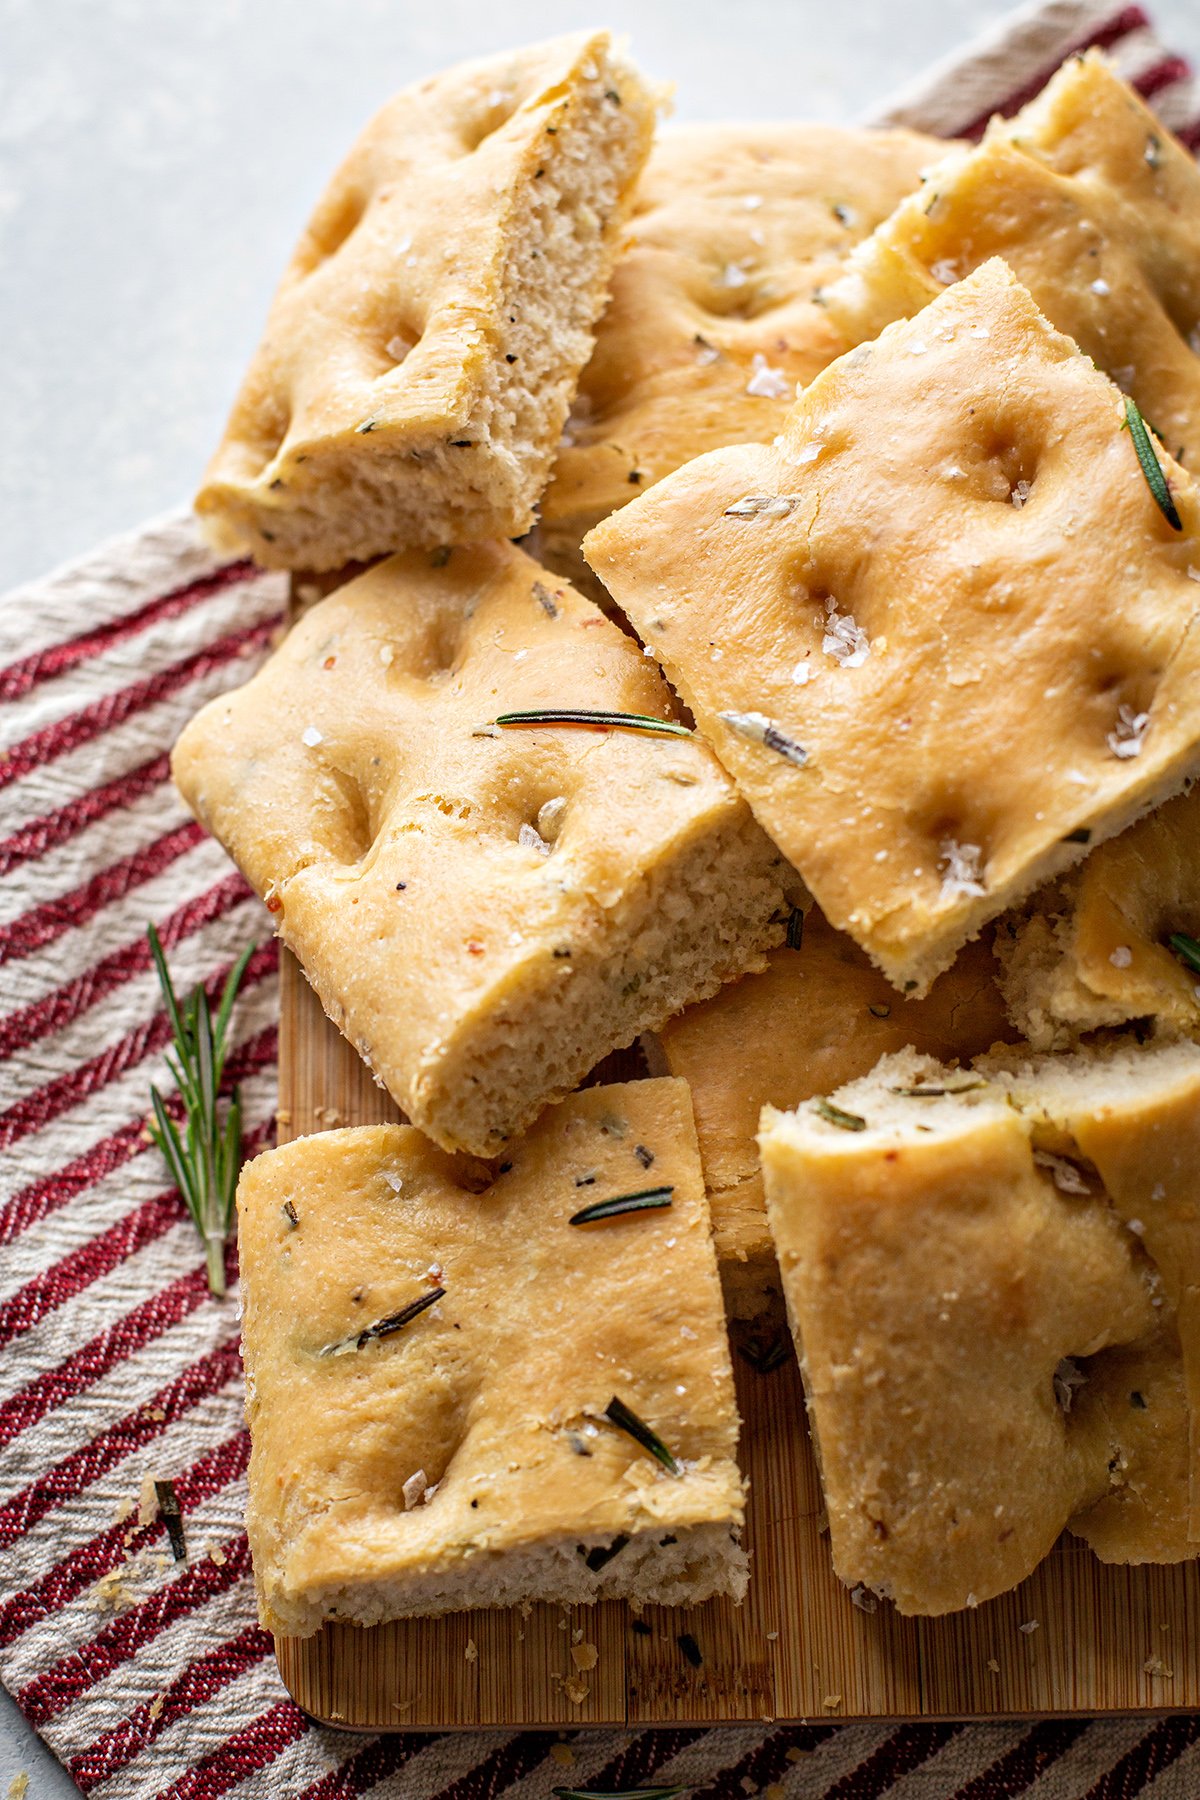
[271,950,1199,1727]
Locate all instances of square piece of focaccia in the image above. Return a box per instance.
[820,54,1200,468]
[537,122,946,588]
[238,1079,746,1637]
[995,784,1200,1049]
[585,258,1200,997]
[758,1039,1200,1616]
[172,541,799,1157]
[656,907,1012,1320]
[975,1038,1200,1560]
[193,32,657,571]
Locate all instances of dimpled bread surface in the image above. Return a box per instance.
[585,258,1200,997]
[238,1079,746,1637]
[995,784,1200,1049]
[758,1047,1188,1614]
[658,908,1013,1319]
[194,32,657,570]
[821,55,1200,468]
[977,1036,1200,1545]
[538,121,946,583]
[172,540,798,1157]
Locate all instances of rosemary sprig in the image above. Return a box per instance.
[1123,397,1182,530]
[890,1082,984,1097]
[552,1789,689,1800]
[320,1287,445,1357]
[146,925,255,1298]
[1168,931,1200,977]
[815,1097,867,1132]
[494,709,692,738]
[570,1187,673,1225]
[605,1396,680,1476]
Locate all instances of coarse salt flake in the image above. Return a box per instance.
[742,193,763,209]
[931,258,960,285]
[792,440,824,465]
[402,1469,428,1511]
[385,336,411,363]
[821,596,869,668]
[1107,704,1150,759]
[793,662,812,684]
[1091,278,1110,295]
[1019,1619,1040,1635]
[745,352,790,399]
[301,726,323,748]
[720,262,749,288]
[938,839,985,900]
[1110,945,1133,967]
[1011,480,1031,509]
[908,341,928,355]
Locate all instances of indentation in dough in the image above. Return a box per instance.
[953,416,1043,508]
[458,86,522,154]
[300,183,372,272]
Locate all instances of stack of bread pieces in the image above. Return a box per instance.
[175,30,1200,1634]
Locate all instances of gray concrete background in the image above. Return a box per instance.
[3,0,1200,1791]
[0,0,1192,599]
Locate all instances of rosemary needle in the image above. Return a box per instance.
[552,1789,689,1800]
[570,1187,673,1225]
[815,1097,867,1132]
[1168,931,1200,977]
[1123,397,1182,530]
[146,926,255,1297]
[605,1396,680,1476]
[494,709,692,738]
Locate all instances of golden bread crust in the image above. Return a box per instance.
[995,784,1200,1047]
[760,1082,1155,1614]
[172,540,795,1154]
[195,32,657,568]
[539,123,945,560]
[659,909,1013,1315]
[979,1038,1200,1546]
[821,55,1200,467]
[238,1079,745,1635]
[585,259,1200,995]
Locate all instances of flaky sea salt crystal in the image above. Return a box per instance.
[931,258,960,285]
[746,352,789,398]
[385,336,411,363]
[301,726,323,748]
[1110,945,1133,968]
[938,839,985,899]
[1107,705,1150,759]
[1091,278,1110,296]
[821,598,869,668]
[720,262,749,288]
[1011,480,1031,509]
[519,824,551,856]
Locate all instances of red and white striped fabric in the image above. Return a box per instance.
[3,4,1200,1794]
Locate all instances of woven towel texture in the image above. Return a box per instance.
[2,6,1200,1794]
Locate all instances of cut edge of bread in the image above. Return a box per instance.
[260,1515,749,1638]
[306,806,800,1157]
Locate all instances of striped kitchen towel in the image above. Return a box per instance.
[2,5,1200,1797]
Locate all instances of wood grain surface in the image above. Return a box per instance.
[272,950,1199,1727]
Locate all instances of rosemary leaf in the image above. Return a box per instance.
[719,710,808,767]
[494,709,691,738]
[146,927,255,1297]
[815,1097,867,1132]
[570,1187,673,1225]
[786,907,804,950]
[320,1287,445,1357]
[890,1082,985,1097]
[604,1396,680,1476]
[1168,931,1200,977]
[552,1790,689,1800]
[1124,397,1183,530]
[155,1480,187,1561]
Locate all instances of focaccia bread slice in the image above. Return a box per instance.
[194,32,657,570]
[538,122,946,589]
[820,54,1200,466]
[173,540,799,1157]
[977,1035,1200,1549]
[758,1044,1188,1615]
[657,907,1012,1319]
[995,784,1200,1050]
[239,1079,747,1637]
[585,258,1200,997]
